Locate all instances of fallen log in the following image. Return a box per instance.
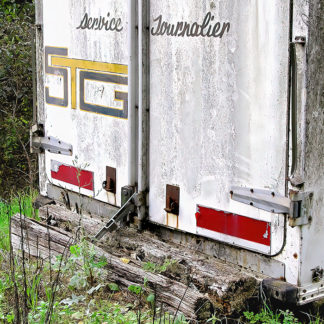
[11,214,75,260]
[38,204,104,236]
[10,214,213,321]
[39,205,260,314]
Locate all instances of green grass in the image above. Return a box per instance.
[0,190,38,250]
[244,306,324,324]
[0,190,323,323]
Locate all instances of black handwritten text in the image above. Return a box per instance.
[77,12,123,32]
[151,12,230,38]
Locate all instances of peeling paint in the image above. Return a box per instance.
[42,0,129,206]
[149,0,289,250]
[37,0,324,297]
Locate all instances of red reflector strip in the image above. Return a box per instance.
[196,205,271,246]
[51,162,94,191]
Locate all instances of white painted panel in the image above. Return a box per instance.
[149,0,290,253]
[84,79,127,109]
[43,0,129,206]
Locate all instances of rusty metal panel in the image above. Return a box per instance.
[105,166,117,194]
[165,185,180,215]
[165,184,180,228]
[42,0,130,206]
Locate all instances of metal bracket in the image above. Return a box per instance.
[298,281,324,305]
[94,193,136,241]
[230,186,290,214]
[121,186,135,206]
[103,166,116,194]
[93,191,146,241]
[290,36,307,184]
[262,278,298,305]
[30,124,73,155]
[289,191,313,227]
[164,185,180,215]
[295,35,306,45]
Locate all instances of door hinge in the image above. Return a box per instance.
[30,124,73,155]
[289,191,313,227]
[230,187,313,227]
[230,186,290,214]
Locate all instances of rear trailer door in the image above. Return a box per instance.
[148,1,290,255]
[42,0,132,207]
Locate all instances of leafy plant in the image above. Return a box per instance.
[207,313,221,323]
[146,293,155,304]
[142,258,177,273]
[65,241,107,290]
[0,0,37,199]
[128,284,142,295]
[244,308,301,324]
[60,294,86,307]
[107,283,119,292]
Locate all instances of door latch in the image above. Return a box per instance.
[164,185,180,215]
[289,191,313,227]
[103,166,116,194]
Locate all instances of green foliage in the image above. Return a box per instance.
[0,0,37,199]
[0,189,38,250]
[207,313,221,323]
[108,282,119,292]
[0,0,33,20]
[86,302,149,324]
[172,314,189,324]
[243,308,324,324]
[63,241,108,290]
[128,284,142,295]
[142,258,177,273]
[0,273,13,321]
[244,308,300,324]
[146,293,155,304]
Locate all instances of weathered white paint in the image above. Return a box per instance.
[42,0,129,206]
[295,0,324,290]
[37,0,324,296]
[274,0,309,287]
[149,0,289,254]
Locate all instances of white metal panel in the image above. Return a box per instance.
[286,0,324,295]
[149,0,290,254]
[43,0,129,206]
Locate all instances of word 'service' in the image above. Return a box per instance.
[77,12,123,32]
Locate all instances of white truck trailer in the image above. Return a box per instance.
[31,0,324,305]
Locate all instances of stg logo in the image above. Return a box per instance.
[45,46,128,119]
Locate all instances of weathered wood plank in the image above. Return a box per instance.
[11,214,213,321]
[39,205,104,236]
[39,205,260,314]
